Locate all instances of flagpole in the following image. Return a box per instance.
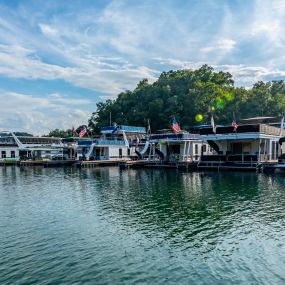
[147,119,151,135]
[211,112,216,134]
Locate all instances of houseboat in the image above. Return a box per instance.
[147,131,213,168]
[0,132,64,163]
[191,117,285,171]
[76,125,146,161]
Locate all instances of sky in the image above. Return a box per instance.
[1,0,285,134]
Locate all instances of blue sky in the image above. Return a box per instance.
[1,0,285,134]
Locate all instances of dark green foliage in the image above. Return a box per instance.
[88,65,285,133]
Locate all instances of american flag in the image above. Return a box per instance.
[79,126,87,138]
[172,118,181,133]
[232,120,238,132]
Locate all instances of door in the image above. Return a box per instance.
[232,143,242,154]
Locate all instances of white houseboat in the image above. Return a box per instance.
[0,132,64,162]
[147,131,213,166]
[76,125,146,161]
[191,117,285,171]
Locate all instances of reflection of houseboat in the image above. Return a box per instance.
[148,131,212,166]
[76,125,146,161]
[191,117,284,171]
[0,132,63,162]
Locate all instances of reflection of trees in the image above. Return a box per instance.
[3,167,285,256]
[78,168,285,254]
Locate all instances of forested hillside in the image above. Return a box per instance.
[88,65,285,133]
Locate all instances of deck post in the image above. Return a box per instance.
[182,141,186,161]
[258,139,261,162]
[187,141,191,161]
[263,139,267,162]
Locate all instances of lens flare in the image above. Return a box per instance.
[216,97,225,110]
[195,114,203,122]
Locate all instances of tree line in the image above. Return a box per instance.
[48,65,285,136]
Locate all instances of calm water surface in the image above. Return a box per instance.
[0,167,285,285]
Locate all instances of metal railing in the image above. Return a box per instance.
[95,140,125,145]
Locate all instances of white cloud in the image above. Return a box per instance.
[39,23,59,37]
[1,0,285,134]
[154,58,285,87]
[0,43,158,95]
[201,39,236,53]
[0,91,91,134]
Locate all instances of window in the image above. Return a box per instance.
[119,148,122,158]
[1,151,6,158]
[127,148,130,156]
[202,145,206,153]
[11,151,15,158]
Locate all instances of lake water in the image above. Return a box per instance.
[0,166,285,285]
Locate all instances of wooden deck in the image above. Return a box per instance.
[0,160,18,166]
[43,160,76,167]
[145,161,197,170]
[19,159,76,167]
[78,159,127,168]
[119,160,198,170]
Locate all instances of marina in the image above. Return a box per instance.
[2,1,285,284]
[2,118,285,174]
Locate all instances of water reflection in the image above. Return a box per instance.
[1,166,285,285]
[76,168,285,256]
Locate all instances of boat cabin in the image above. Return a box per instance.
[148,132,212,163]
[0,133,63,161]
[191,118,285,170]
[76,125,146,161]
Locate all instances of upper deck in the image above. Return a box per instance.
[190,124,285,140]
[101,125,146,134]
[0,135,62,148]
[149,132,200,142]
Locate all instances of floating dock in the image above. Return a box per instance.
[197,161,277,172]
[19,159,76,167]
[119,160,198,170]
[77,160,127,168]
[43,160,76,167]
[0,160,18,166]
[0,157,278,173]
[145,161,197,170]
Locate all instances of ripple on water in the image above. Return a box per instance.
[0,168,285,284]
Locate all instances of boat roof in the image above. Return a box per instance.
[101,125,146,134]
[241,116,280,124]
[190,123,285,139]
[192,124,224,129]
[149,133,200,142]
